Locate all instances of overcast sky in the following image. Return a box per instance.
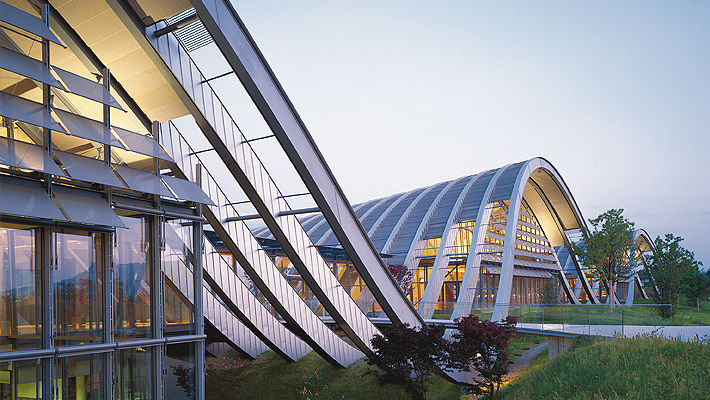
[189,1,709,268]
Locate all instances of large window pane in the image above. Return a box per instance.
[0,223,41,351]
[163,221,194,336]
[114,216,151,339]
[116,347,153,400]
[55,354,103,400]
[165,343,196,400]
[54,230,103,346]
[0,360,43,400]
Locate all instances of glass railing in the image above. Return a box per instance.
[370,302,674,335]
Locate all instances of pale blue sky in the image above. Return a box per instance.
[189,1,709,267]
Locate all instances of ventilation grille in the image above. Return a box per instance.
[165,9,213,53]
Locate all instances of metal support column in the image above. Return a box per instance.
[151,121,164,400]
[193,163,205,400]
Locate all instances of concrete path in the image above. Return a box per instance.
[504,342,548,382]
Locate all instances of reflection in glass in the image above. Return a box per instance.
[0,223,41,351]
[114,216,151,339]
[116,347,153,400]
[54,230,103,346]
[0,360,43,399]
[55,354,103,400]
[165,343,195,400]
[163,221,194,336]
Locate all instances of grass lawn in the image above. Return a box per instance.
[204,334,545,400]
[205,350,465,400]
[498,334,710,400]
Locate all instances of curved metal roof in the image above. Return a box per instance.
[253,157,587,263]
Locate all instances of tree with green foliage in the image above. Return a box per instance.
[642,234,702,318]
[684,270,710,310]
[570,209,636,310]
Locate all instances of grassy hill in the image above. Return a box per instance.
[499,334,710,400]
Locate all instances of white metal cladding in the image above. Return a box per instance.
[185,0,426,331]
[202,234,312,361]
[161,122,362,367]
[316,199,382,245]
[202,288,269,359]
[451,165,510,320]
[152,27,377,359]
[417,175,483,319]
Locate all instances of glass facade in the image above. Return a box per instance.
[114,216,152,340]
[54,229,103,346]
[56,354,104,400]
[0,223,41,352]
[0,360,43,400]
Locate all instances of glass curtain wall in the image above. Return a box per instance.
[55,354,104,400]
[114,216,152,339]
[0,223,41,351]
[0,360,43,400]
[54,229,103,346]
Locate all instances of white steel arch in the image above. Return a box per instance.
[492,158,588,320]
[417,175,484,318]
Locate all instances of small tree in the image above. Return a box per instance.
[539,275,564,305]
[368,323,448,399]
[570,209,636,309]
[448,315,519,398]
[642,234,702,317]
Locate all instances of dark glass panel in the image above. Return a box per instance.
[55,354,103,400]
[165,343,196,400]
[0,360,43,399]
[116,347,153,400]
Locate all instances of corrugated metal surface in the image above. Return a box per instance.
[387,181,450,257]
[422,176,474,239]
[456,169,497,222]
[489,161,526,203]
[369,188,426,250]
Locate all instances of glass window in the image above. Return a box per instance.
[163,221,195,336]
[0,360,43,400]
[165,343,196,400]
[114,216,152,339]
[54,229,103,346]
[55,354,103,400]
[116,347,153,400]
[0,223,41,351]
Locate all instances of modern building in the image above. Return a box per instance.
[0,0,653,398]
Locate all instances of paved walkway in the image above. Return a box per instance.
[505,342,548,382]
[517,323,710,340]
